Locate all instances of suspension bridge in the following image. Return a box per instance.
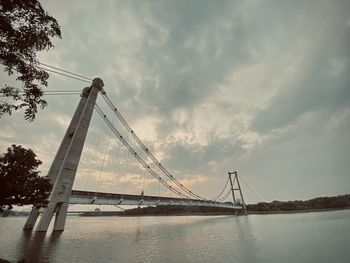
[18,70,247,232]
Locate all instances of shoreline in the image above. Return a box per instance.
[247,207,350,215]
[78,207,350,217]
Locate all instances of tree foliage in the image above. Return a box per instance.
[246,195,350,212]
[0,144,52,211]
[0,0,61,121]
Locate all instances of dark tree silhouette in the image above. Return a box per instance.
[0,144,52,211]
[0,0,61,121]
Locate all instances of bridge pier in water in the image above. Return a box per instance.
[23,78,104,232]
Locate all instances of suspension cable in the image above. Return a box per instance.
[84,113,106,190]
[1,84,81,97]
[95,114,114,194]
[94,103,191,199]
[37,62,93,81]
[218,188,232,202]
[2,61,92,90]
[44,90,81,93]
[238,175,269,208]
[42,92,81,96]
[37,66,91,83]
[216,176,235,202]
[212,176,230,201]
[108,139,122,193]
[100,93,206,200]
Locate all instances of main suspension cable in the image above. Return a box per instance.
[238,175,268,206]
[37,66,91,83]
[100,93,206,200]
[212,176,230,201]
[37,62,93,81]
[218,188,232,202]
[0,84,81,97]
[94,103,191,199]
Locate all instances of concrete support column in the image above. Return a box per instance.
[35,201,57,232]
[23,92,88,230]
[23,206,41,230]
[53,202,69,231]
[34,78,104,232]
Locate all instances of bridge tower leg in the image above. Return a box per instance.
[23,87,90,230]
[23,78,104,232]
[228,171,247,215]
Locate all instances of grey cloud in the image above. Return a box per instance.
[250,1,350,133]
[237,110,350,202]
[128,1,256,114]
[161,137,243,177]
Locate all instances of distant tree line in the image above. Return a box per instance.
[246,194,350,212]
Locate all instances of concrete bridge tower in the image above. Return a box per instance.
[23,78,104,232]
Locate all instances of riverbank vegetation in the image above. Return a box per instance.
[246,194,350,213]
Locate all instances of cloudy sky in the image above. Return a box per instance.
[1,0,350,203]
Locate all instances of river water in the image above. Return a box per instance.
[0,210,349,263]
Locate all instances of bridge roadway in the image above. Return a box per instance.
[70,190,241,209]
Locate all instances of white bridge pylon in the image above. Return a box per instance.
[24,78,105,232]
[23,78,245,233]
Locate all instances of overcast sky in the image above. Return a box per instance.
[1,0,350,203]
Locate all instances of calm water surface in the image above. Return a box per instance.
[0,210,349,262]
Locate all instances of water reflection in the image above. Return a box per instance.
[235,216,259,262]
[16,230,62,263]
[1,211,348,263]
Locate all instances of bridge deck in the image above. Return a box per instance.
[70,190,241,209]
